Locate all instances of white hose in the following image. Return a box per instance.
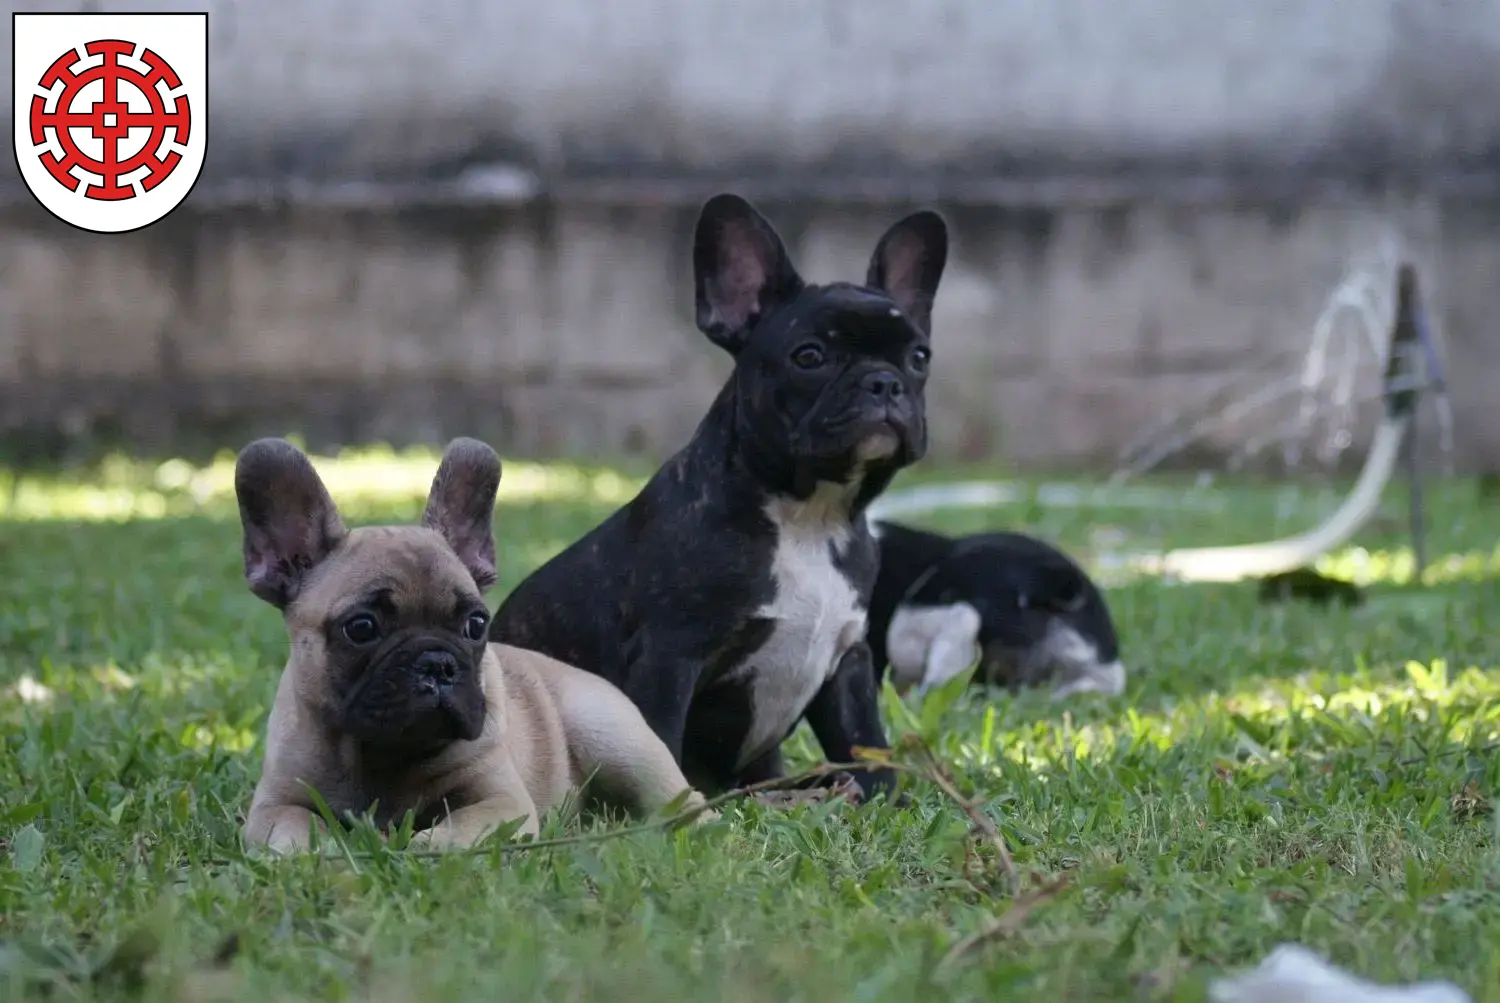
[1096,413,1409,582]
[873,256,1429,585]
[869,480,1227,519]
[870,413,1410,585]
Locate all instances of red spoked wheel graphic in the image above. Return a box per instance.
[28,38,192,201]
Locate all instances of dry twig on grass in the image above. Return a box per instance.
[937,875,1071,970]
[902,737,1019,896]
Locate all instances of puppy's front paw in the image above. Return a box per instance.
[408,819,507,852]
[244,837,301,857]
[244,832,344,857]
[244,811,329,856]
[679,794,720,824]
[406,827,464,852]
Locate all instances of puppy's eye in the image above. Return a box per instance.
[463,611,489,642]
[342,615,380,645]
[791,344,826,369]
[909,346,931,373]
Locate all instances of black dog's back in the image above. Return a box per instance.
[915,531,1096,608]
[493,423,770,685]
[493,502,633,674]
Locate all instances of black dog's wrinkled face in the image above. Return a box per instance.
[735,284,931,480]
[234,436,504,763]
[693,194,949,489]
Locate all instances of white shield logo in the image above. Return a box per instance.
[12,12,208,234]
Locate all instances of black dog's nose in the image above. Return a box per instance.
[413,650,459,685]
[860,371,904,401]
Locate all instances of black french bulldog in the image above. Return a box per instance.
[867,520,1127,700]
[491,193,949,801]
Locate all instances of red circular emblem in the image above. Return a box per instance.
[28,39,192,202]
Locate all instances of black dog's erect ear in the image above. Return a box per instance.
[422,438,502,591]
[235,439,348,609]
[866,211,949,336]
[693,193,806,355]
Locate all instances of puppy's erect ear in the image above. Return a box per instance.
[422,438,502,591]
[866,210,949,336]
[235,439,347,609]
[693,193,805,355]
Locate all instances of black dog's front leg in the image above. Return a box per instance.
[803,641,897,801]
[620,628,704,764]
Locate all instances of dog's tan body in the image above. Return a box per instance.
[235,441,709,854]
[246,626,705,853]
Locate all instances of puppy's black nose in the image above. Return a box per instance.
[860,371,904,401]
[413,650,459,685]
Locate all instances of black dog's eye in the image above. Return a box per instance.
[909,346,931,373]
[342,614,380,645]
[791,344,826,369]
[463,611,489,642]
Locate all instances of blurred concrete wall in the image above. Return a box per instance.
[2,0,1497,470]
[4,194,1495,471]
[6,0,1500,186]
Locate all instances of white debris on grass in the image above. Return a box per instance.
[1210,944,1469,1003]
[8,674,55,705]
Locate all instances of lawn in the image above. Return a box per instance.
[1,446,1498,1002]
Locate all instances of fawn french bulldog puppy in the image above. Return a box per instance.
[236,437,710,852]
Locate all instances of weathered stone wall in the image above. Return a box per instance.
[3,0,1496,471]
[1,192,1492,471]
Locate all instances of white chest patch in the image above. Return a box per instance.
[732,485,867,768]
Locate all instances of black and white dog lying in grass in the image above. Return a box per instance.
[866,521,1126,699]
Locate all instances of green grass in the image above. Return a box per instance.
[2,446,1499,1002]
